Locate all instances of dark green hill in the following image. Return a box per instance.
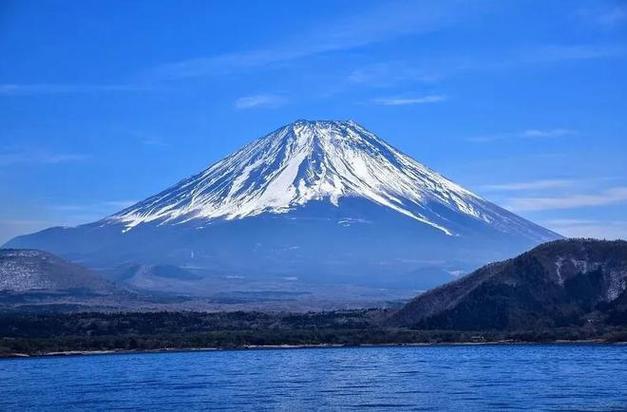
[393,239,627,330]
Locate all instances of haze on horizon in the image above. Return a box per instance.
[1,0,626,244]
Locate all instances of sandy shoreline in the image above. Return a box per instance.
[2,339,621,359]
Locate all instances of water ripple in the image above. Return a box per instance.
[1,344,626,411]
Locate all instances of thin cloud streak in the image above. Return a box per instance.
[44,200,138,229]
[51,200,137,213]
[481,179,573,191]
[505,187,627,212]
[343,43,627,92]
[456,44,627,74]
[576,5,627,28]
[596,6,627,27]
[521,129,576,138]
[234,94,287,109]
[0,151,89,166]
[521,44,627,63]
[371,95,447,106]
[0,218,56,244]
[124,130,170,147]
[542,219,627,240]
[141,138,170,147]
[468,128,578,143]
[148,1,464,80]
[0,83,150,96]
[347,62,441,86]
[0,199,136,243]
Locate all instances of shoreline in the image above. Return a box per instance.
[2,339,623,360]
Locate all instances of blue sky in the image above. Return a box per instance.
[1,0,626,243]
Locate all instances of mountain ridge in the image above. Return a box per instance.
[4,120,560,296]
[0,248,116,293]
[393,238,627,330]
[106,120,557,241]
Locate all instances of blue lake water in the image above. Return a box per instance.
[1,344,626,411]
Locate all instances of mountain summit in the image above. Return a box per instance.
[5,120,560,297]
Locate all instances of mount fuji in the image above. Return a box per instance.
[5,120,560,296]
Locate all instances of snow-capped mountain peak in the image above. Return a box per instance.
[5,119,561,294]
[109,120,555,241]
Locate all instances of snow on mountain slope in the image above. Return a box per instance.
[4,120,561,295]
[109,120,554,241]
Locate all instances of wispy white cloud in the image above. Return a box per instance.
[576,5,627,29]
[371,95,447,106]
[504,187,627,212]
[46,200,137,226]
[0,218,56,244]
[51,200,136,212]
[542,219,627,240]
[0,199,138,243]
[367,43,627,91]
[0,150,88,166]
[460,44,627,73]
[468,128,578,143]
[141,138,169,147]
[0,83,149,96]
[480,179,574,192]
[103,200,137,209]
[149,1,463,80]
[347,62,440,86]
[123,130,170,147]
[522,44,627,63]
[520,129,576,138]
[234,94,287,109]
[596,6,627,27]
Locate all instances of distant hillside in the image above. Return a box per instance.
[393,239,627,330]
[0,249,198,312]
[116,264,202,282]
[0,249,116,293]
[0,250,383,312]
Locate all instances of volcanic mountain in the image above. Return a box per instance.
[4,120,560,294]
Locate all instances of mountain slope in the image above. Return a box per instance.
[110,120,554,240]
[392,239,627,330]
[0,249,115,293]
[4,120,560,294]
[0,249,215,312]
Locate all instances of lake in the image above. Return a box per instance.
[1,344,626,411]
